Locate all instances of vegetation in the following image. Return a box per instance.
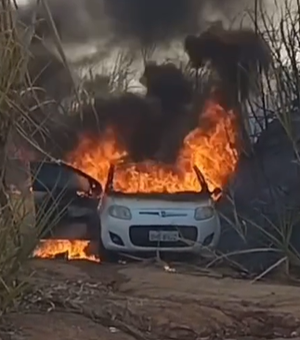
[0,0,35,314]
[0,0,70,317]
[214,0,300,279]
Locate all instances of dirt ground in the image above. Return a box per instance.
[2,259,300,340]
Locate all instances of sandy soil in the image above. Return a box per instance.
[2,259,300,340]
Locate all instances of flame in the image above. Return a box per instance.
[68,99,239,193]
[33,240,100,262]
[33,99,238,261]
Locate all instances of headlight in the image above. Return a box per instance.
[108,205,132,220]
[194,206,214,220]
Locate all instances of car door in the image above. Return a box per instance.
[30,161,102,239]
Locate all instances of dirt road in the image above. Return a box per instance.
[3,259,300,340]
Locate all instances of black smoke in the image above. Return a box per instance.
[28,62,196,164]
[184,25,271,109]
[26,41,75,102]
[103,0,200,45]
[23,28,272,165]
[18,0,270,165]
[17,0,265,46]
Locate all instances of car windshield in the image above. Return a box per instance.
[107,162,206,195]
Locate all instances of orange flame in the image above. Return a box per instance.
[33,240,100,262]
[68,99,239,193]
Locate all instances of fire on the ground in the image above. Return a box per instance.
[33,240,100,262]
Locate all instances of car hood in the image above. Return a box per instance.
[104,194,213,210]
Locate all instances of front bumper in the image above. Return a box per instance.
[100,215,221,253]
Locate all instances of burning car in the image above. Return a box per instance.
[30,160,222,261]
[98,163,221,256]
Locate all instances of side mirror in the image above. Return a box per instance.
[211,187,222,200]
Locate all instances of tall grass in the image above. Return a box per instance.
[0,0,73,315]
[218,0,300,278]
[257,0,300,275]
[0,0,40,315]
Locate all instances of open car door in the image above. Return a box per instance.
[30,160,102,239]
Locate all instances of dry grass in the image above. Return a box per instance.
[213,0,300,279]
[0,0,33,314]
[250,0,300,274]
[0,0,77,316]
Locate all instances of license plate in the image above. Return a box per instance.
[149,230,179,242]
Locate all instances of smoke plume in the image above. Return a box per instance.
[17,0,266,47]
[29,62,197,164]
[184,25,271,108]
[18,0,271,166]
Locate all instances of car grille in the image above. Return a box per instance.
[129,225,198,248]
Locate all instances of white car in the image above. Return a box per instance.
[99,164,221,256]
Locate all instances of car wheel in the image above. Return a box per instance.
[98,241,119,263]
